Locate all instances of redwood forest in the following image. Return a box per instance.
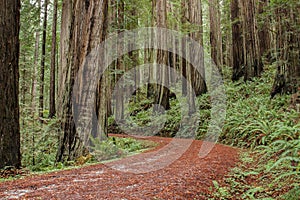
[0,0,299,199]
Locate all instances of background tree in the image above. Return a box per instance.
[154,0,170,112]
[271,1,300,97]
[221,0,232,68]
[209,0,223,71]
[49,0,58,118]
[231,0,244,81]
[188,0,207,97]
[39,0,49,120]
[0,0,21,169]
[240,0,263,81]
[257,0,271,61]
[31,0,41,115]
[115,0,125,122]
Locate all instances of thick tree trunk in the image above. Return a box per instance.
[56,0,109,162]
[222,0,232,68]
[271,3,300,98]
[0,0,21,169]
[49,0,58,118]
[257,0,271,60]
[154,0,170,112]
[209,0,223,71]
[231,0,244,81]
[188,0,207,97]
[39,0,48,120]
[240,0,263,81]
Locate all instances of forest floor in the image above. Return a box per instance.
[0,135,240,199]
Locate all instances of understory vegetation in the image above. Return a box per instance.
[109,65,299,199]
[2,65,299,199]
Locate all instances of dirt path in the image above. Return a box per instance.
[0,136,240,199]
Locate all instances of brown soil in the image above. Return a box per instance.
[0,135,240,199]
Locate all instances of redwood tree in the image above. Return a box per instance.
[271,1,300,97]
[209,0,223,70]
[39,0,48,120]
[240,0,263,81]
[231,0,244,81]
[56,0,109,162]
[0,0,21,169]
[49,0,58,118]
[188,0,207,97]
[154,0,170,111]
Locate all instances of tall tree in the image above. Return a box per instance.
[128,1,140,101]
[0,0,21,169]
[222,0,232,68]
[49,0,58,118]
[240,0,263,81]
[115,0,125,121]
[31,0,41,115]
[154,0,170,112]
[231,0,244,81]
[188,0,207,97]
[56,0,109,162]
[181,0,188,96]
[209,0,223,71]
[257,0,271,61]
[271,1,300,97]
[39,0,48,120]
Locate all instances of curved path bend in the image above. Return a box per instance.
[0,135,240,199]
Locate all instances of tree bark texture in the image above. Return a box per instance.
[209,0,223,71]
[231,0,244,81]
[240,0,263,81]
[154,0,170,112]
[56,0,109,162]
[257,0,271,60]
[0,0,21,169]
[188,0,207,98]
[271,2,300,97]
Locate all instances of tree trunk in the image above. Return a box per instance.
[49,0,58,118]
[31,0,41,116]
[240,0,263,81]
[56,0,109,162]
[222,0,232,67]
[39,0,48,120]
[188,0,207,97]
[0,0,21,169]
[147,0,157,99]
[154,0,170,112]
[115,0,125,121]
[181,0,188,97]
[257,0,271,61]
[209,0,223,71]
[231,0,244,81]
[271,2,300,98]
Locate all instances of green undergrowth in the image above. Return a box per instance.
[20,116,60,172]
[89,136,157,162]
[120,65,299,198]
[10,65,299,197]
[3,114,156,179]
[209,151,300,200]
